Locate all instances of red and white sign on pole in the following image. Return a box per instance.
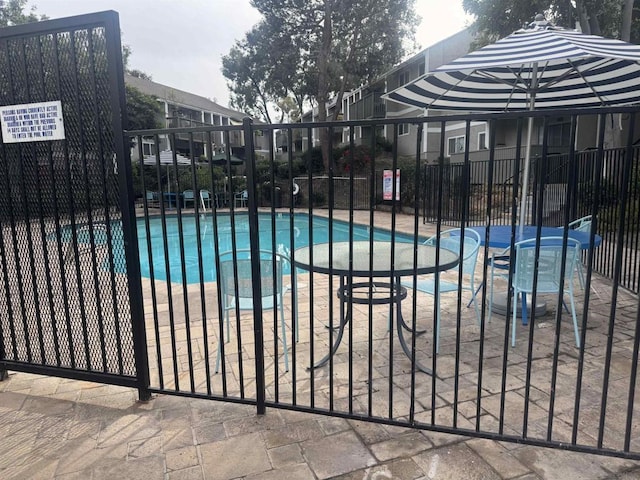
[382,169,400,201]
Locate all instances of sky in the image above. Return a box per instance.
[26,0,473,108]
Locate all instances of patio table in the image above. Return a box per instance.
[466,225,601,250]
[294,241,459,374]
[466,225,602,321]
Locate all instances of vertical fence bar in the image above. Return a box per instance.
[243,117,266,414]
[306,125,316,409]
[105,11,151,398]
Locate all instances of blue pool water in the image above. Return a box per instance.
[138,213,416,284]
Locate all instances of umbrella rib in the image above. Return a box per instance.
[546,58,610,105]
[476,67,528,109]
[476,69,528,92]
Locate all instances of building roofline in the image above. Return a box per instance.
[124,73,248,121]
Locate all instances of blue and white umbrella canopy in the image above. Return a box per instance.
[384,19,640,232]
[385,25,640,111]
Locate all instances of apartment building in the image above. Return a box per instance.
[342,28,476,160]
[125,74,266,161]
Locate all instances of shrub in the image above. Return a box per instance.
[255,161,272,184]
[301,146,325,174]
[376,135,393,153]
[336,145,372,174]
[578,179,618,210]
[290,158,306,177]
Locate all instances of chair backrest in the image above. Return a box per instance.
[569,215,592,232]
[513,237,579,293]
[200,189,210,200]
[425,228,481,275]
[146,190,156,201]
[183,189,194,200]
[218,250,286,302]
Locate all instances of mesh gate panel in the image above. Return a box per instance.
[0,16,137,379]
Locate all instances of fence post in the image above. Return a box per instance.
[243,117,266,415]
[105,12,152,402]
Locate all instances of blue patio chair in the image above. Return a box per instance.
[401,228,482,353]
[145,190,159,208]
[215,249,292,373]
[234,190,248,208]
[491,237,581,347]
[567,215,593,289]
[182,189,195,208]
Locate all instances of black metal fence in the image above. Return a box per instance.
[126,107,640,460]
[2,11,640,462]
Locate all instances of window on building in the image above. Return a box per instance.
[545,118,572,147]
[398,70,410,86]
[447,135,465,155]
[419,62,425,76]
[478,131,487,150]
[142,142,156,156]
[398,123,410,136]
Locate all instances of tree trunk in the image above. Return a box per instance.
[574,0,591,33]
[621,0,634,42]
[317,0,333,172]
[330,20,361,122]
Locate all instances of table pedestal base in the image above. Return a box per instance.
[491,292,546,318]
[310,279,432,375]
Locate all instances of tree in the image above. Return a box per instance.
[462,0,640,44]
[0,0,46,27]
[223,0,419,171]
[125,84,163,131]
[121,44,162,130]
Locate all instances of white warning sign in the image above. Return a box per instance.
[0,100,65,143]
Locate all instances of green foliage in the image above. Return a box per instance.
[131,160,162,197]
[131,161,142,198]
[223,0,419,126]
[577,179,619,210]
[600,199,640,233]
[301,147,326,174]
[376,135,393,153]
[336,145,372,174]
[584,158,640,232]
[285,158,307,178]
[125,85,163,131]
[0,0,45,27]
[463,0,639,45]
[255,161,273,184]
[395,157,421,207]
[177,165,225,192]
[276,159,307,179]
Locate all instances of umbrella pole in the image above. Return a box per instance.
[519,116,534,236]
[518,63,538,237]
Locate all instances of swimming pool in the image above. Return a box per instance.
[138,213,417,284]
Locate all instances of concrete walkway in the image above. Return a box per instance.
[1,370,640,479]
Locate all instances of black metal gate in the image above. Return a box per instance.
[0,12,149,397]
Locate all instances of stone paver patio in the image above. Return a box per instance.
[2,210,640,479]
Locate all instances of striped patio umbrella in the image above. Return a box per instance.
[384,16,640,231]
